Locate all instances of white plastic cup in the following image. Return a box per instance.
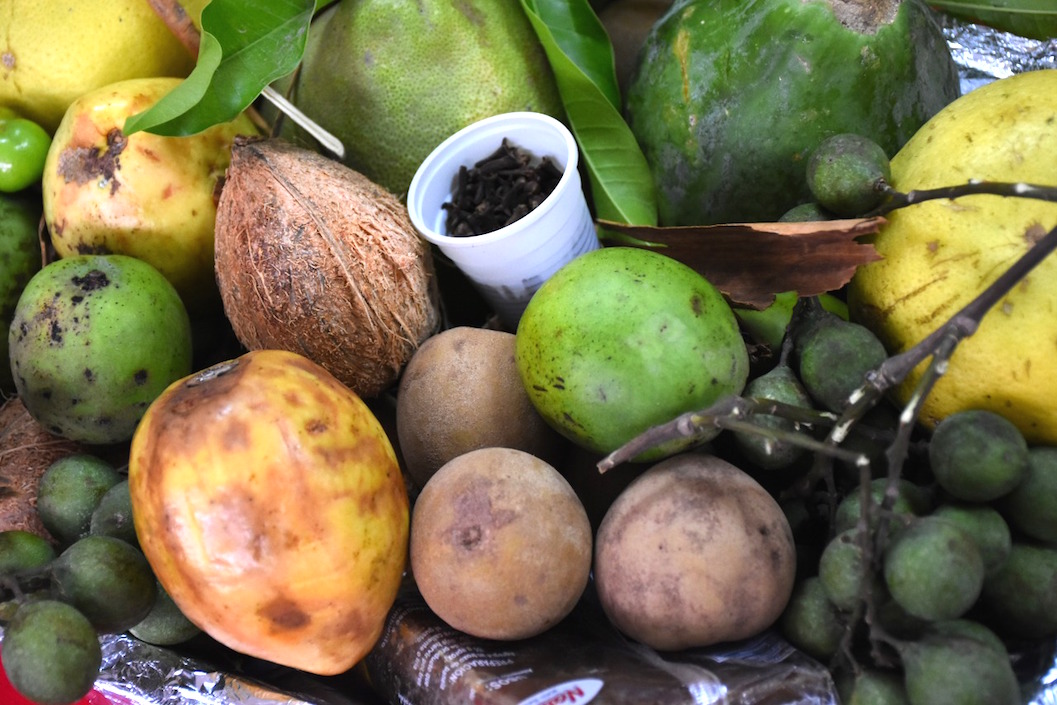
[407,111,600,329]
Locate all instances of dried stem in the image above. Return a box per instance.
[868,180,1057,217]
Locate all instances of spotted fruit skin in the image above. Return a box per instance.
[128,349,409,675]
[42,77,258,312]
[515,247,749,460]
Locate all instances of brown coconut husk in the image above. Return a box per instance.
[0,397,82,542]
[214,137,442,398]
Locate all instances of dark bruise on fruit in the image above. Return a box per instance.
[57,128,127,195]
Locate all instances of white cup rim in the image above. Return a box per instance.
[407,111,580,248]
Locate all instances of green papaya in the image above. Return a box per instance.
[625,0,960,225]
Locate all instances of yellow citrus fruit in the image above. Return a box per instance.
[848,69,1057,443]
[0,0,206,133]
[290,0,565,196]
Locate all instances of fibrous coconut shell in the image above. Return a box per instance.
[0,396,82,542]
[214,138,442,398]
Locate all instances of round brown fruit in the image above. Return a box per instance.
[409,447,592,640]
[396,326,566,490]
[593,452,796,650]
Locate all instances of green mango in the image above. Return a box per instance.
[625,0,960,225]
[515,247,748,461]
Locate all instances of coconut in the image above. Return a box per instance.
[0,397,82,542]
[214,138,442,398]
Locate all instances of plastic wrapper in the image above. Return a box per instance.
[363,587,838,705]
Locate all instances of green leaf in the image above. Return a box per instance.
[124,0,315,136]
[520,0,658,226]
[930,0,1057,40]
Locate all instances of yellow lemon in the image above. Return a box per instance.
[0,0,206,133]
[848,69,1057,443]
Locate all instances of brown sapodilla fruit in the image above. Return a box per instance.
[214,137,441,398]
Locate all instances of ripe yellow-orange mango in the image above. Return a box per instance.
[128,350,410,675]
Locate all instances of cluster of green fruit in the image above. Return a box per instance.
[0,454,200,705]
[719,297,1057,704]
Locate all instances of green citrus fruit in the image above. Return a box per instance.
[290,0,564,196]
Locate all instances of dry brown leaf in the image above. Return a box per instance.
[599,217,885,309]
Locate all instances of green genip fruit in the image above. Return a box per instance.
[8,254,192,444]
[625,0,959,224]
[515,247,749,460]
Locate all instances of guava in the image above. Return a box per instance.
[42,77,258,313]
[515,247,749,460]
[8,254,192,444]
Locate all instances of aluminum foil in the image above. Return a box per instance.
[90,633,376,705]
[940,14,1057,94]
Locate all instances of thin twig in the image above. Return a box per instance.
[868,180,1057,217]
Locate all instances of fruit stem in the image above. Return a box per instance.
[596,395,867,472]
[868,180,1057,217]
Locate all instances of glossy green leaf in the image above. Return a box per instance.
[931,0,1057,40]
[124,0,315,136]
[520,0,657,226]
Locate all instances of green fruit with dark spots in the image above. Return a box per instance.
[89,478,138,549]
[779,576,844,660]
[0,529,55,573]
[1,599,101,705]
[51,534,157,633]
[36,454,121,547]
[835,669,910,705]
[978,541,1057,640]
[931,503,1011,578]
[807,133,891,217]
[884,516,984,621]
[515,247,749,460]
[928,409,1029,502]
[128,580,201,646]
[834,477,931,535]
[733,362,814,470]
[897,631,1019,705]
[794,311,889,413]
[8,254,192,444]
[995,446,1057,543]
[818,528,884,612]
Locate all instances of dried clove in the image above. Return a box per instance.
[443,138,563,237]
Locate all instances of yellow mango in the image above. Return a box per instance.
[128,349,409,675]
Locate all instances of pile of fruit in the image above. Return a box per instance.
[2,1,1056,704]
